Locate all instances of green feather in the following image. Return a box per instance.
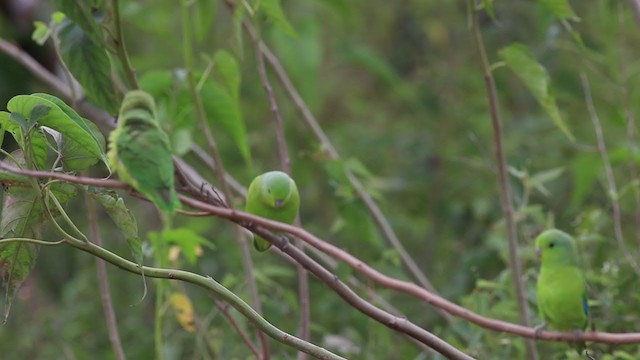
[245,171,300,251]
[108,90,179,223]
[535,229,589,353]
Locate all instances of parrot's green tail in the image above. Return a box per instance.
[253,235,272,252]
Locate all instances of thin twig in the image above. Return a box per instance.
[85,189,127,360]
[250,20,311,355]
[468,3,538,359]
[179,3,270,358]
[580,73,640,276]
[3,166,640,345]
[213,299,261,358]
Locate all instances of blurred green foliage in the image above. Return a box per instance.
[1,0,640,359]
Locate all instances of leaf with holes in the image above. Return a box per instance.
[89,188,142,266]
[0,186,42,322]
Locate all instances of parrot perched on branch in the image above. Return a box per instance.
[108,90,179,224]
[535,229,589,353]
[245,171,299,251]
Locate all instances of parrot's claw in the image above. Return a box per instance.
[533,323,546,339]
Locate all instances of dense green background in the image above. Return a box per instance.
[1,0,639,359]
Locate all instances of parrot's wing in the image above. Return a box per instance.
[117,125,177,212]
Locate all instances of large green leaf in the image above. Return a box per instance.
[8,94,108,170]
[201,80,251,163]
[194,0,216,42]
[88,188,142,266]
[213,50,241,101]
[58,21,118,114]
[498,43,575,142]
[52,0,104,46]
[260,0,297,37]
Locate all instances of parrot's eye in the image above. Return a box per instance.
[548,242,555,248]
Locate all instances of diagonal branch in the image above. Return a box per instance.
[4,165,640,347]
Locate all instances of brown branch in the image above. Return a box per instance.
[7,166,640,347]
[580,73,640,276]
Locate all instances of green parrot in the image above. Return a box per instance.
[245,171,300,251]
[535,229,589,352]
[107,90,179,224]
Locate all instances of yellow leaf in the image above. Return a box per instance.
[170,292,196,333]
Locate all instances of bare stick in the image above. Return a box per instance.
[213,299,261,358]
[580,73,640,276]
[468,3,538,359]
[85,190,127,360]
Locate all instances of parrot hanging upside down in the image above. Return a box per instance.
[535,229,589,353]
[245,171,300,252]
[107,90,179,224]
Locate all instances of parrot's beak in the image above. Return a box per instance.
[535,246,541,258]
[274,199,284,208]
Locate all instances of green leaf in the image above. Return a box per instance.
[570,154,601,208]
[32,21,51,46]
[0,176,43,321]
[52,12,66,25]
[539,0,578,20]
[528,167,565,196]
[194,0,216,42]
[260,0,297,37]
[0,241,39,322]
[148,228,212,265]
[89,188,142,266]
[52,0,104,46]
[60,118,106,171]
[201,80,251,163]
[140,70,174,100]
[58,21,118,114]
[8,94,108,170]
[0,185,41,238]
[498,43,575,142]
[213,50,241,101]
[482,0,496,21]
[0,112,48,169]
